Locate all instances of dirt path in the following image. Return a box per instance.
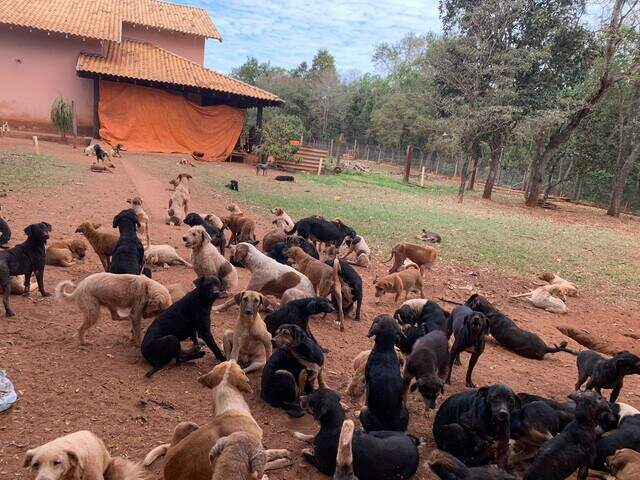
[1,138,639,480]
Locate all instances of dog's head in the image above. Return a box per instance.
[333,218,356,238]
[613,351,640,374]
[367,315,404,342]
[24,222,51,243]
[112,209,140,229]
[468,385,520,428]
[272,324,307,351]
[234,291,266,317]
[231,243,251,267]
[306,297,335,316]
[411,376,445,410]
[226,203,241,213]
[198,361,252,395]
[465,294,495,315]
[285,246,305,263]
[183,212,204,227]
[68,239,87,259]
[183,225,210,249]
[192,276,222,302]
[606,448,640,476]
[394,304,419,326]
[373,275,396,298]
[144,280,173,318]
[126,197,143,207]
[465,311,490,339]
[301,389,344,422]
[271,208,284,216]
[74,222,96,235]
[569,390,613,425]
[538,271,556,282]
[177,173,193,183]
[24,441,80,480]
[209,432,266,480]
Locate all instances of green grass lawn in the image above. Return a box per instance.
[138,158,640,303]
[0,152,84,189]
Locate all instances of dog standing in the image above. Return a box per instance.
[446,305,490,388]
[575,350,640,402]
[75,222,118,271]
[402,330,449,410]
[126,197,150,247]
[109,209,144,275]
[165,173,192,225]
[384,242,437,275]
[374,262,425,304]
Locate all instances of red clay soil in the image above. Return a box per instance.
[0,138,638,480]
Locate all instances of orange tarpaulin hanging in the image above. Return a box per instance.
[98,80,244,160]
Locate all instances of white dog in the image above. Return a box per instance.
[144,244,191,268]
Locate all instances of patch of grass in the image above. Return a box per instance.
[0,152,84,189]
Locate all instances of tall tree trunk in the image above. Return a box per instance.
[467,154,479,190]
[458,141,480,203]
[607,143,640,216]
[483,142,501,199]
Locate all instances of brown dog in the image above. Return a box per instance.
[374,263,425,303]
[223,214,258,246]
[46,239,88,267]
[24,430,145,480]
[223,291,273,373]
[126,197,150,247]
[286,245,345,330]
[143,362,290,480]
[166,173,192,225]
[75,222,118,271]
[384,242,437,275]
[607,449,640,480]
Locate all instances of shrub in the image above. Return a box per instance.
[50,96,73,140]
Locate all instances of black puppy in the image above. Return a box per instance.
[184,212,226,256]
[275,175,295,182]
[286,217,356,248]
[0,222,51,316]
[447,305,490,388]
[264,297,335,342]
[261,324,325,417]
[433,384,520,470]
[109,209,144,275]
[285,235,319,259]
[225,180,239,191]
[394,299,427,326]
[575,350,640,402]
[402,330,449,410]
[427,450,516,480]
[594,405,640,469]
[325,258,363,321]
[94,144,110,163]
[523,390,612,480]
[360,315,409,432]
[141,276,226,377]
[466,294,576,360]
[296,389,419,479]
[0,214,10,248]
[396,300,450,354]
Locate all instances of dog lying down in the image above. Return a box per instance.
[0,275,37,295]
[144,244,191,268]
[539,271,578,297]
[511,284,568,314]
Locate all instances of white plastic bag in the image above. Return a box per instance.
[0,369,17,412]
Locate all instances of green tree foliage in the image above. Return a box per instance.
[50,96,73,140]
[257,113,304,161]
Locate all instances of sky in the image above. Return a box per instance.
[174,0,442,74]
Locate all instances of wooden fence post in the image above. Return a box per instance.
[420,166,426,187]
[32,136,40,155]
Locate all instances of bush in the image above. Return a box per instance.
[50,96,73,140]
[257,114,304,161]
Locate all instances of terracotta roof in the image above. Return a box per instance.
[0,0,220,41]
[77,40,284,105]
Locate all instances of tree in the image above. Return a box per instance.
[310,49,336,75]
[232,57,281,85]
[256,114,304,161]
[50,96,73,141]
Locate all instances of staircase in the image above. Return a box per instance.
[275,146,327,173]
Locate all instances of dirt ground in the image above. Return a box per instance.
[0,137,638,479]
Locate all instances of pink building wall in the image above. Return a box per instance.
[0,25,101,133]
[122,24,205,64]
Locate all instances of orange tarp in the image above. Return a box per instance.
[98,81,244,159]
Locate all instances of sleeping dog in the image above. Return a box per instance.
[261,324,325,417]
[446,305,490,388]
[0,222,51,316]
[109,209,144,275]
[294,389,419,479]
[427,450,515,480]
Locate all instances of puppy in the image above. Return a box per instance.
[575,350,640,402]
[183,226,237,293]
[222,291,273,373]
[126,197,150,247]
[56,272,171,346]
[607,448,640,480]
[144,244,191,268]
[402,330,449,410]
[141,277,226,377]
[75,222,118,271]
[184,212,226,255]
[342,235,371,268]
[264,296,335,343]
[347,347,405,400]
[110,143,124,157]
[373,263,424,303]
[427,450,515,480]
[46,238,87,267]
[109,209,144,275]
[226,180,239,191]
[446,305,490,388]
[24,430,145,480]
[360,315,409,432]
[0,221,51,316]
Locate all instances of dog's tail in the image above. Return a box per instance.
[511,291,534,298]
[335,420,355,474]
[55,280,77,301]
[332,257,342,284]
[105,457,148,480]
[142,444,170,467]
[382,248,395,264]
[426,450,470,478]
[546,340,578,356]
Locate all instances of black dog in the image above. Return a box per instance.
[325,258,363,321]
[394,299,427,326]
[466,294,576,360]
[397,324,427,355]
[184,212,226,256]
[261,324,325,417]
[447,305,490,388]
[0,222,51,316]
[265,241,289,265]
[575,350,640,402]
[403,330,449,410]
[286,217,356,248]
[523,390,612,480]
[396,301,450,354]
[360,315,409,432]
[427,450,516,480]
[264,297,335,343]
[297,389,419,479]
[594,406,640,469]
[94,144,110,163]
[275,175,295,182]
[433,384,520,470]
[141,276,226,377]
[109,209,144,275]
[418,300,452,337]
[285,235,319,259]
[0,215,10,248]
[517,393,576,431]
[225,180,239,191]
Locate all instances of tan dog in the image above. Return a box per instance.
[222,291,273,373]
[374,263,425,303]
[227,204,243,215]
[24,430,145,480]
[286,246,345,331]
[75,222,119,271]
[126,197,150,247]
[144,244,191,268]
[165,173,192,225]
[46,239,88,267]
[209,432,271,480]
[347,348,405,400]
[511,284,568,314]
[341,234,371,268]
[143,362,290,480]
[223,214,258,246]
[203,213,224,230]
[231,243,315,304]
[166,283,190,303]
[0,275,37,295]
[384,242,437,275]
[539,271,579,297]
[55,273,172,346]
[183,226,238,292]
[607,449,640,479]
[270,208,295,230]
[262,217,289,253]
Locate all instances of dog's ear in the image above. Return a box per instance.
[234,292,245,305]
[126,198,132,204]
[193,277,204,288]
[112,214,120,228]
[228,363,253,394]
[23,450,34,468]
[64,449,80,473]
[198,366,226,389]
[23,225,34,237]
[258,293,267,307]
[367,318,381,338]
[42,222,52,231]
